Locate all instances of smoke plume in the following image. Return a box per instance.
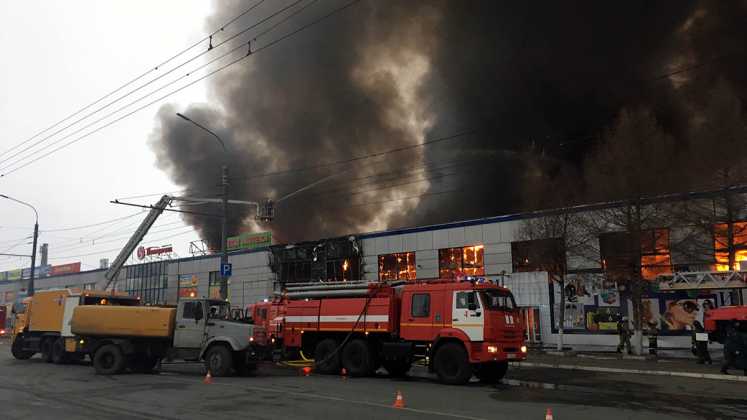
[149,0,747,246]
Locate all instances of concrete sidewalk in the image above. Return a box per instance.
[513,351,747,382]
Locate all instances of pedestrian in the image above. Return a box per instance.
[691,321,711,364]
[617,316,632,355]
[647,320,659,356]
[721,321,745,375]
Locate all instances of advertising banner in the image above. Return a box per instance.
[178,274,199,298]
[227,231,272,251]
[51,262,81,276]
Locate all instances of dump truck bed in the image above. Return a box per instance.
[71,306,176,338]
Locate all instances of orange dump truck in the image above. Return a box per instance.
[10,289,140,363]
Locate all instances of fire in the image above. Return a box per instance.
[713,222,747,271]
[342,259,349,272]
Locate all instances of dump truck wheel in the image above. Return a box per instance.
[475,361,508,384]
[205,345,233,377]
[11,337,34,360]
[51,338,69,364]
[40,339,53,363]
[93,344,126,375]
[383,359,411,377]
[434,342,472,385]
[342,339,374,377]
[314,339,341,374]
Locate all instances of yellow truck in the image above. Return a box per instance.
[10,289,140,363]
[69,298,265,376]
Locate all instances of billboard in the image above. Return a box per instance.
[178,274,199,298]
[50,262,81,276]
[227,231,272,251]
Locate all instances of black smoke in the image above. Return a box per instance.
[150,0,747,246]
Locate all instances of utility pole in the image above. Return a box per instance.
[29,221,38,295]
[221,164,229,299]
[176,112,231,300]
[0,194,39,296]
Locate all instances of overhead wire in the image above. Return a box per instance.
[0,0,267,162]
[47,227,198,260]
[0,0,353,177]
[0,0,291,171]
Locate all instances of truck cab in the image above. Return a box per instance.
[398,280,526,383]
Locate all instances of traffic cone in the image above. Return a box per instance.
[203,370,213,384]
[393,390,405,408]
[545,408,553,420]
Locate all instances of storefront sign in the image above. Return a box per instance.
[50,262,81,276]
[227,231,272,251]
[146,246,173,256]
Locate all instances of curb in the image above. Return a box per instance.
[510,361,747,382]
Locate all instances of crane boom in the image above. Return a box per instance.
[104,195,172,290]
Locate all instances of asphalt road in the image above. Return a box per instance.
[1,338,745,420]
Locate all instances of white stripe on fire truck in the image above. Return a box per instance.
[285,315,389,323]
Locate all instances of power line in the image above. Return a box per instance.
[0,0,299,171]
[233,129,478,182]
[0,0,350,177]
[40,211,144,232]
[47,227,197,260]
[0,0,267,162]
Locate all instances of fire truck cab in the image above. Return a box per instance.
[282,278,527,385]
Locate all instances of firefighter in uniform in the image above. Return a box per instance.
[617,316,632,354]
[647,320,659,356]
[691,321,712,364]
[721,321,746,375]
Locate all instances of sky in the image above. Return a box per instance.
[0,1,215,272]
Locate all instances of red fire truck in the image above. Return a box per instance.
[270,277,526,385]
[704,305,747,342]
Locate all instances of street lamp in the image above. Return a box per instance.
[176,112,230,299]
[0,194,39,296]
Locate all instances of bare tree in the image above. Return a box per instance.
[669,80,747,271]
[581,107,679,355]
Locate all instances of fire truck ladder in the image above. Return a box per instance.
[104,195,173,291]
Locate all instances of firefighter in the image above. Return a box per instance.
[647,320,659,356]
[617,315,632,355]
[721,321,745,375]
[691,321,711,364]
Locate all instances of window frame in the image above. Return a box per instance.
[411,293,431,318]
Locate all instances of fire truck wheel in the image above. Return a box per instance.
[382,359,411,377]
[314,338,341,374]
[93,344,126,375]
[40,339,54,363]
[475,361,508,383]
[342,339,374,377]
[434,342,472,385]
[51,338,69,364]
[204,345,233,377]
[11,337,34,360]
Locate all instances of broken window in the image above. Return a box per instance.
[439,245,484,278]
[599,228,671,280]
[713,221,747,271]
[511,238,565,274]
[378,252,416,281]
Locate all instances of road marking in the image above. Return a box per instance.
[160,375,488,420]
